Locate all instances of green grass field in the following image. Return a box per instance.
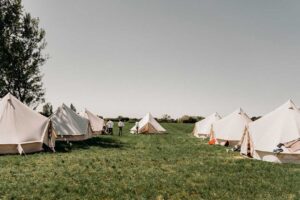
[0,123,299,199]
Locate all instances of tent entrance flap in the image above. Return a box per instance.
[140,123,157,134]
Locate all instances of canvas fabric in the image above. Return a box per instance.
[51,104,90,140]
[284,139,300,153]
[0,93,51,154]
[212,108,252,144]
[85,109,104,134]
[193,112,221,138]
[131,113,166,134]
[240,100,300,163]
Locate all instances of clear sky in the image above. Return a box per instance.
[22,0,300,118]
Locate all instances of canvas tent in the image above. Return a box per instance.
[79,111,88,119]
[210,108,252,146]
[130,113,166,134]
[193,112,221,138]
[51,104,91,141]
[240,100,300,163]
[85,109,104,135]
[0,93,54,154]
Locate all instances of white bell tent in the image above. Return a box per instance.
[85,109,104,135]
[193,112,221,138]
[0,93,53,154]
[130,113,166,134]
[240,100,300,163]
[211,108,252,146]
[51,104,90,141]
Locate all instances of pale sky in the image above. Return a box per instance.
[22,0,300,118]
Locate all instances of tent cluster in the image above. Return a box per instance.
[0,93,166,155]
[0,93,105,155]
[3,91,298,163]
[193,100,300,164]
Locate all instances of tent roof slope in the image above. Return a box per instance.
[213,108,252,141]
[0,93,49,145]
[85,109,104,132]
[51,104,89,136]
[249,99,300,153]
[194,112,221,136]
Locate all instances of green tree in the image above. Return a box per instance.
[0,0,47,108]
[40,102,53,117]
[162,114,171,121]
[177,115,198,123]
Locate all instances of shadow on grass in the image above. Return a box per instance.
[55,136,125,153]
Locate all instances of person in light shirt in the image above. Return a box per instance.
[118,120,125,136]
[106,120,114,135]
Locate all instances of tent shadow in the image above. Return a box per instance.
[55,136,125,153]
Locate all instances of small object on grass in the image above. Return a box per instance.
[232,145,241,152]
[208,139,216,145]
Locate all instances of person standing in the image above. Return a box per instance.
[135,121,139,134]
[106,121,111,134]
[110,120,114,135]
[107,120,114,135]
[118,120,125,136]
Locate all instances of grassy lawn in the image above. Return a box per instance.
[0,123,299,199]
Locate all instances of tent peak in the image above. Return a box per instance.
[3,93,15,101]
[286,99,295,105]
[207,112,221,119]
[276,99,298,111]
[233,108,244,114]
[230,108,252,121]
[146,112,154,117]
[213,112,220,117]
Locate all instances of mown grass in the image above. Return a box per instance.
[0,123,299,199]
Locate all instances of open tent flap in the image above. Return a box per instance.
[194,112,222,137]
[43,121,57,149]
[208,125,217,145]
[284,138,300,153]
[17,144,24,155]
[239,126,254,156]
[139,123,157,134]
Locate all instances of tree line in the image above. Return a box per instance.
[0,0,47,108]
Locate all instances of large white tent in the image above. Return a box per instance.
[240,100,300,163]
[130,113,166,134]
[193,112,221,138]
[85,109,104,135]
[0,93,54,154]
[210,108,252,146]
[51,104,91,141]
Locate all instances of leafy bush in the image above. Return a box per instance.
[177,115,204,123]
[157,114,176,123]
